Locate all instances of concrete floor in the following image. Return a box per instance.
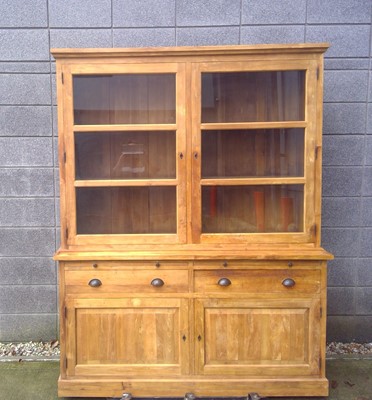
[0,359,371,400]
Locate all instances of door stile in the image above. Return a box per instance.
[191,64,202,243]
[62,65,77,246]
[176,63,187,244]
[304,62,318,242]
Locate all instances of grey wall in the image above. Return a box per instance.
[0,0,371,342]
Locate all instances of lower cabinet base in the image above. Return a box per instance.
[58,376,329,398]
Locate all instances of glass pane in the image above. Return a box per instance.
[202,71,305,123]
[202,129,304,178]
[75,131,176,180]
[202,185,303,233]
[73,74,176,125]
[76,187,176,234]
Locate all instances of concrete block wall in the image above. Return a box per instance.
[0,0,371,342]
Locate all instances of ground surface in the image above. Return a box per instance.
[0,359,371,400]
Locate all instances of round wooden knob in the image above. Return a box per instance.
[282,278,296,288]
[88,278,102,287]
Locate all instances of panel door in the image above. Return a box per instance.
[195,297,321,376]
[191,60,319,244]
[65,297,189,377]
[59,62,187,247]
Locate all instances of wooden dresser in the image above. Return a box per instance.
[52,44,333,399]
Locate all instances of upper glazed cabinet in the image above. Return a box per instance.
[56,45,323,249]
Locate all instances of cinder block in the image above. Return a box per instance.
[0,30,49,61]
[0,0,47,27]
[49,0,111,28]
[325,58,370,70]
[324,70,368,102]
[366,137,372,164]
[177,0,240,26]
[50,29,112,48]
[323,167,363,197]
[323,103,366,134]
[0,74,50,105]
[0,199,55,227]
[0,228,55,257]
[242,0,306,24]
[322,198,360,227]
[51,74,57,106]
[321,228,360,257]
[0,258,56,285]
[113,28,176,47]
[306,25,370,57]
[361,198,372,226]
[55,198,60,227]
[368,104,372,134]
[52,106,58,136]
[177,27,239,46]
[0,138,53,167]
[362,167,372,196]
[356,288,372,315]
[0,285,57,314]
[0,314,57,342]
[327,287,355,315]
[327,258,357,287]
[241,25,305,44]
[113,0,175,27]
[0,106,52,136]
[323,136,365,166]
[56,228,61,251]
[0,169,54,197]
[356,259,372,286]
[54,169,60,198]
[360,228,372,257]
[0,62,50,73]
[353,316,372,341]
[327,316,355,342]
[307,0,371,23]
[53,138,59,167]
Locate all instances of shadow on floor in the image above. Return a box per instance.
[0,359,371,400]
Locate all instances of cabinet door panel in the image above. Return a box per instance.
[65,298,189,377]
[201,71,305,123]
[195,298,320,376]
[73,74,176,125]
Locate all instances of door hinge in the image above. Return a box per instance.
[63,151,66,163]
[65,227,69,239]
[61,72,64,84]
[320,307,323,318]
[319,356,322,370]
[315,145,321,160]
[64,356,67,370]
[64,306,67,319]
[311,223,317,237]
[316,66,320,80]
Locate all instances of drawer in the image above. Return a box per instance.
[194,269,320,294]
[63,260,189,270]
[65,269,189,294]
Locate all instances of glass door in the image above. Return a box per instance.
[191,61,317,243]
[63,63,186,245]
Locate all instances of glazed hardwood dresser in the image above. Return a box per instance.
[52,43,333,399]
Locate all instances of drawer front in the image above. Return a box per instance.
[63,260,189,270]
[65,269,189,293]
[194,269,320,294]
